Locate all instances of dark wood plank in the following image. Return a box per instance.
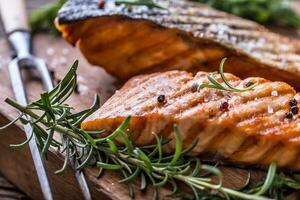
[0,1,298,199]
[0,34,257,200]
[0,34,165,200]
[0,175,27,200]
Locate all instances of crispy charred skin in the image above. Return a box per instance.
[56,0,300,88]
[81,71,300,170]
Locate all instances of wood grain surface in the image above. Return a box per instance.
[0,1,298,199]
[0,175,28,200]
[0,34,265,200]
[0,34,167,200]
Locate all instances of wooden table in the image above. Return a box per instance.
[0,1,52,199]
[0,33,297,200]
[0,34,160,200]
[0,1,299,200]
[0,33,267,200]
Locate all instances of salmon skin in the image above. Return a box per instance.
[56,0,300,88]
[81,70,300,170]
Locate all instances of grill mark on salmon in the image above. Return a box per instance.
[81,70,300,170]
[237,110,286,135]
[107,72,191,116]
[159,17,263,31]
[56,0,300,88]
[227,95,291,123]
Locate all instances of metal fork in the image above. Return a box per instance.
[0,0,92,199]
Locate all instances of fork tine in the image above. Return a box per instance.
[34,58,92,200]
[34,58,54,91]
[8,59,54,200]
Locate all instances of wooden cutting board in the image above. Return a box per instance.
[0,33,271,200]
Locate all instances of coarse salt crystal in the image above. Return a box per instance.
[77,75,85,82]
[271,91,278,96]
[46,48,54,56]
[59,57,67,65]
[50,58,59,68]
[62,48,69,55]
[267,105,274,114]
[78,84,89,94]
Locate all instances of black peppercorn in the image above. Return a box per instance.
[220,101,229,110]
[192,83,199,92]
[291,106,299,115]
[74,83,80,94]
[98,0,105,9]
[157,95,165,103]
[245,81,254,88]
[289,99,298,107]
[285,111,293,119]
[56,79,61,85]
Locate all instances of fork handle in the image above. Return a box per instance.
[0,0,30,34]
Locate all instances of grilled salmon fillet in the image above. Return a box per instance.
[56,0,300,88]
[81,70,300,170]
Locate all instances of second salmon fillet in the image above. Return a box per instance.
[56,0,300,88]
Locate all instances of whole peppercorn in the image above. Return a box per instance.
[245,81,254,88]
[74,83,80,94]
[157,95,166,103]
[192,83,199,92]
[98,0,105,9]
[291,106,299,115]
[56,79,61,85]
[220,101,229,111]
[289,99,298,107]
[285,111,293,119]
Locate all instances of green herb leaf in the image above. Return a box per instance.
[170,125,183,165]
[9,127,34,148]
[119,167,141,183]
[255,162,277,195]
[97,162,123,170]
[198,58,257,93]
[107,139,119,155]
[4,60,300,200]
[134,148,153,171]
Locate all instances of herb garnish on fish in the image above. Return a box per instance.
[1,61,300,200]
[194,58,258,92]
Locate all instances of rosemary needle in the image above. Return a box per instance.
[196,58,257,92]
[1,60,300,200]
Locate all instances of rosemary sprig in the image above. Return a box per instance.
[1,60,300,200]
[115,0,165,10]
[195,58,257,92]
